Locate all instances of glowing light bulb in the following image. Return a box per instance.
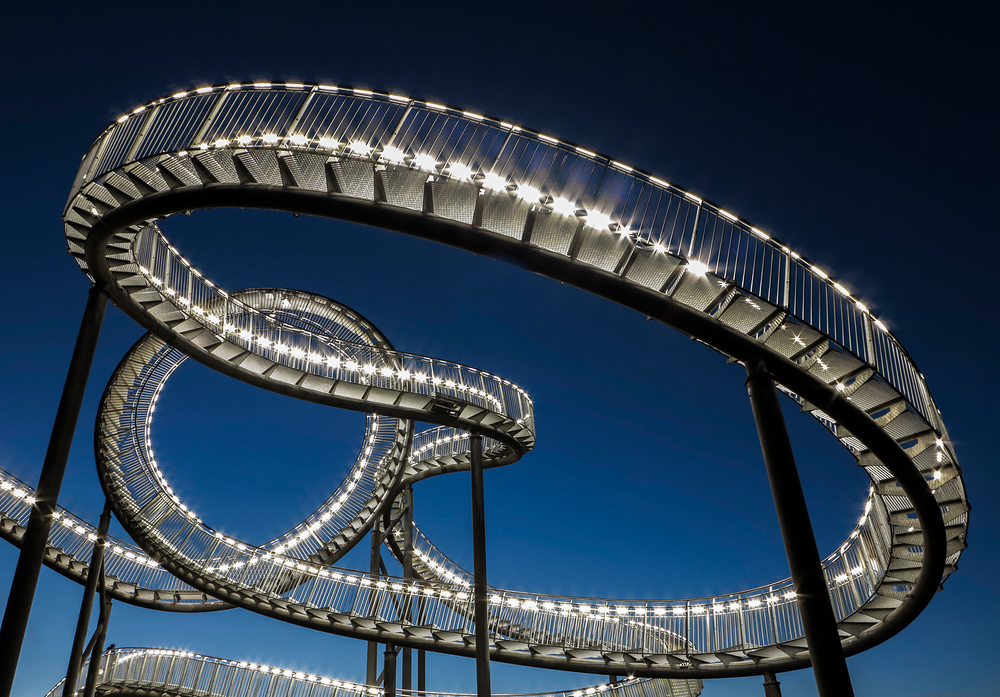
[517,184,541,202]
[686,259,709,276]
[482,172,507,191]
[349,141,372,157]
[550,197,576,216]
[380,146,405,164]
[585,211,612,229]
[448,162,473,181]
[412,153,437,171]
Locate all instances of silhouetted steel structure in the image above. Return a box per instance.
[0,82,967,697]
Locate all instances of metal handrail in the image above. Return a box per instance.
[45,647,696,697]
[65,82,941,430]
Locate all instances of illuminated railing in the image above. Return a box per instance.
[0,470,214,606]
[91,278,893,657]
[46,647,696,697]
[101,330,403,561]
[68,82,938,428]
[129,225,533,430]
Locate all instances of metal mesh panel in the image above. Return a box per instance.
[718,295,776,334]
[283,152,327,192]
[481,194,531,239]
[380,167,426,211]
[83,183,121,208]
[64,208,91,229]
[808,348,866,383]
[529,212,579,255]
[763,322,823,359]
[574,229,632,272]
[235,149,282,186]
[103,171,143,200]
[850,379,902,413]
[671,273,724,312]
[330,159,374,200]
[623,251,681,291]
[127,158,171,192]
[883,411,932,441]
[864,464,894,482]
[193,151,239,184]
[158,156,203,187]
[430,179,477,224]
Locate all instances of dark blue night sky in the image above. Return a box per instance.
[1,3,996,696]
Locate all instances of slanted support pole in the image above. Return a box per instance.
[0,285,108,697]
[63,501,112,697]
[762,670,782,697]
[82,562,112,697]
[744,357,854,697]
[469,433,491,697]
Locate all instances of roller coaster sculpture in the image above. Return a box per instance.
[0,82,968,697]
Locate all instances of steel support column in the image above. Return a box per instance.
[469,433,491,697]
[383,644,397,697]
[63,501,112,697]
[745,357,854,697]
[762,670,782,697]
[402,485,413,692]
[367,521,383,686]
[83,561,112,697]
[0,285,108,697]
[418,649,426,692]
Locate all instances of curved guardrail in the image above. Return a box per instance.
[44,648,701,697]
[35,80,967,686]
[0,469,221,610]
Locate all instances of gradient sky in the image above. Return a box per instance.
[1,3,997,696]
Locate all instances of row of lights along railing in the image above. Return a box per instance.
[110,336,400,560]
[129,226,533,428]
[46,647,651,697]
[70,82,939,427]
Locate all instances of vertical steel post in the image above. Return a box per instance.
[782,250,792,310]
[469,433,491,697]
[402,485,413,692]
[383,644,396,697]
[367,522,382,686]
[418,650,425,693]
[744,357,854,697]
[0,285,108,697]
[63,501,112,697]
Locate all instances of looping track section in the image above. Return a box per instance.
[52,82,967,680]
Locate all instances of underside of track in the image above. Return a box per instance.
[0,81,968,697]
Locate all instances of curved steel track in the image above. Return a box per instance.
[0,81,968,696]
